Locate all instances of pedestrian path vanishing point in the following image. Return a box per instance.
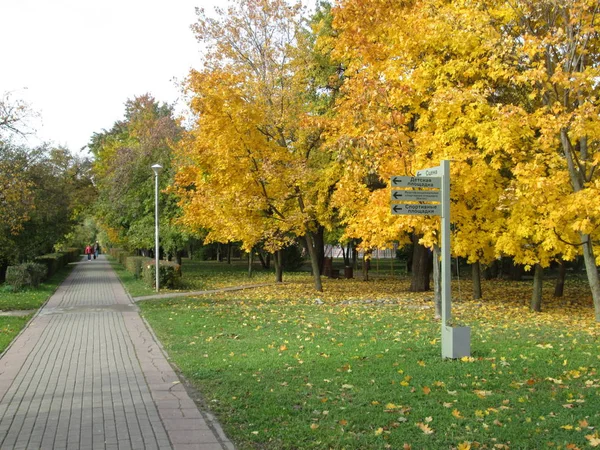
[0,255,234,450]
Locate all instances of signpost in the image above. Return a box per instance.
[390,176,442,189]
[390,160,471,359]
[391,190,441,202]
[391,203,441,216]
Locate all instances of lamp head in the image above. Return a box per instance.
[151,164,163,175]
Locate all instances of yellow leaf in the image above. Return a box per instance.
[310,423,319,430]
[452,409,463,418]
[375,427,384,436]
[417,422,434,434]
[586,434,600,447]
[458,442,472,450]
[422,386,431,395]
[561,424,573,430]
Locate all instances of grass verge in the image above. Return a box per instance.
[138,276,600,449]
[107,258,156,298]
[0,263,75,353]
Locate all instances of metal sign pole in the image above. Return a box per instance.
[391,161,470,358]
[439,160,470,359]
[441,160,451,327]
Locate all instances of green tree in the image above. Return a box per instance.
[90,94,187,260]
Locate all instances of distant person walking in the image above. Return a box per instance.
[85,244,93,261]
[94,241,101,259]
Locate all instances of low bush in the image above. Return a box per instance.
[63,248,80,263]
[117,250,130,265]
[142,260,181,289]
[35,253,67,277]
[125,256,151,279]
[5,263,48,291]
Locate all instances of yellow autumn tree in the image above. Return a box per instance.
[173,0,338,290]
[326,0,510,303]
[469,0,600,316]
[327,0,600,316]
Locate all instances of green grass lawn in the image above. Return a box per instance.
[138,284,600,449]
[110,257,310,297]
[0,263,75,353]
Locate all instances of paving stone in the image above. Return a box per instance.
[0,256,233,449]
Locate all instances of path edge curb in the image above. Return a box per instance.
[110,260,236,450]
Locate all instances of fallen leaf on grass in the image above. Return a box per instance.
[416,422,434,434]
[586,434,600,447]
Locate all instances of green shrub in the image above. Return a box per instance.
[142,260,181,289]
[117,250,130,265]
[5,263,48,291]
[35,254,62,277]
[125,256,151,279]
[63,248,80,263]
[109,248,124,259]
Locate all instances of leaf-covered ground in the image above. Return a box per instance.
[139,273,600,450]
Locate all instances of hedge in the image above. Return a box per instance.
[5,263,48,291]
[107,248,130,265]
[35,253,67,277]
[142,260,181,289]
[125,256,151,279]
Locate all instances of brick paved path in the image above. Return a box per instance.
[0,256,234,450]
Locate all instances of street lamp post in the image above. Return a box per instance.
[151,164,163,292]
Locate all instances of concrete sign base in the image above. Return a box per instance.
[441,326,471,359]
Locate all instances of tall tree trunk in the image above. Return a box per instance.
[304,233,323,291]
[554,259,566,297]
[410,234,430,292]
[248,250,253,278]
[561,129,600,321]
[176,250,183,266]
[433,244,441,319]
[472,261,482,300]
[581,235,600,321]
[257,251,268,269]
[531,264,543,312]
[227,243,232,264]
[274,250,283,283]
[217,243,221,262]
[363,251,371,281]
[314,226,325,275]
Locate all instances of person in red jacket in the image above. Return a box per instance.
[85,244,92,261]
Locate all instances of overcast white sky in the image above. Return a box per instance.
[0,0,223,153]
